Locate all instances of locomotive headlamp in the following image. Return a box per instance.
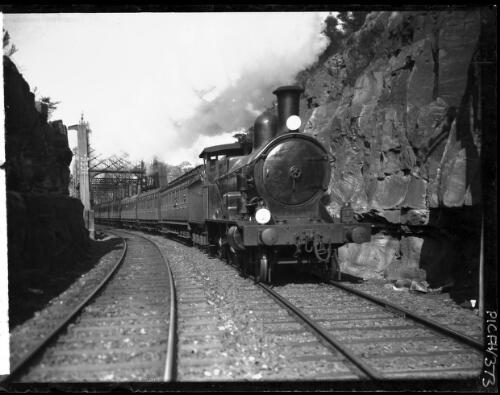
[286,115,301,131]
[255,207,271,224]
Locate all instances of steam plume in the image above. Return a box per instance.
[172,13,329,147]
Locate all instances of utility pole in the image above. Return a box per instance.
[68,114,95,239]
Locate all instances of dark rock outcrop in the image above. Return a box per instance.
[3,55,90,314]
[296,10,492,300]
[4,56,73,195]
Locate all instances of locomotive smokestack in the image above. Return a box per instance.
[273,85,304,135]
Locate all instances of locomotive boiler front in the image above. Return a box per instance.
[253,85,330,216]
[256,134,330,207]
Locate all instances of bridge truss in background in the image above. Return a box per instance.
[71,150,147,206]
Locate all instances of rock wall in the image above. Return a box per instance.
[296,10,489,299]
[3,56,90,273]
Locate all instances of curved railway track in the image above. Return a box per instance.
[3,230,176,383]
[258,280,483,380]
[9,225,481,383]
[118,229,484,383]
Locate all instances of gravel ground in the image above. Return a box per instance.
[274,282,483,379]
[9,235,125,371]
[127,231,485,383]
[132,231,362,381]
[9,235,123,328]
[16,233,172,382]
[8,227,484,386]
[345,280,483,342]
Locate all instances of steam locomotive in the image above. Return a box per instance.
[95,85,371,282]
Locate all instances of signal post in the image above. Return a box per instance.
[68,115,95,239]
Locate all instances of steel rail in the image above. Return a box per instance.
[115,229,177,382]
[2,233,128,384]
[329,280,484,351]
[256,282,383,381]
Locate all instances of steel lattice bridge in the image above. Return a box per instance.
[90,153,146,205]
[72,149,146,206]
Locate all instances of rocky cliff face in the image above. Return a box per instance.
[4,56,73,195]
[296,10,489,299]
[4,55,90,283]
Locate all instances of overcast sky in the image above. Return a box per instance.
[3,12,332,166]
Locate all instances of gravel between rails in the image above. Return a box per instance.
[128,231,363,381]
[9,235,126,371]
[344,281,483,342]
[274,282,483,379]
[127,230,486,382]
[10,226,484,385]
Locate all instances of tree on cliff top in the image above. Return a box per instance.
[322,13,343,50]
[322,11,369,42]
[319,11,369,63]
[3,29,18,57]
[39,96,61,119]
[337,11,369,35]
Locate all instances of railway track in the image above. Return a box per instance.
[259,281,483,380]
[119,229,484,383]
[4,230,176,383]
[8,225,482,384]
[126,230,368,381]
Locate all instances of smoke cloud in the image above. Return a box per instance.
[5,12,331,166]
[171,13,329,148]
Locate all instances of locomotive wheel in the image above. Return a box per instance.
[240,253,247,277]
[217,237,227,261]
[234,251,250,277]
[241,250,254,278]
[327,249,341,281]
[228,247,239,268]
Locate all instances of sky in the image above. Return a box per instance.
[3,12,332,167]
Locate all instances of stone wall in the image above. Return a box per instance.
[296,10,489,299]
[3,55,90,274]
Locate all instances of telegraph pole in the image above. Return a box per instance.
[68,114,95,239]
